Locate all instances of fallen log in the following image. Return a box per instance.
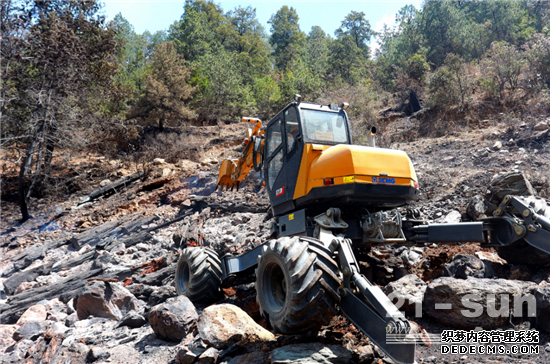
[69,213,156,249]
[79,171,144,204]
[0,268,104,324]
[4,220,154,296]
[8,239,68,272]
[3,262,54,295]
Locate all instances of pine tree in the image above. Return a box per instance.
[268,6,306,70]
[128,42,195,131]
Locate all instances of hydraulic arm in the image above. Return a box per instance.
[216,117,264,191]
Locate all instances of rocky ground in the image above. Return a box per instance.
[1,114,550,364]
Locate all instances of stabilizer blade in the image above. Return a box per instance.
[339,289,416,364]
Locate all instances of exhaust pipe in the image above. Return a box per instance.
[368,126,376,148]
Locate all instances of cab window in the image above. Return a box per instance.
[267,150,283,189]
[266,119,282,157]
[266,119,283,189]
[302,110,349,144]
[285,107,299,153]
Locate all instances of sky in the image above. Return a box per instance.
[101,0,422,52]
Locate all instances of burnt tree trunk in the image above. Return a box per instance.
[18,118,45,222]
[34,123,56,197]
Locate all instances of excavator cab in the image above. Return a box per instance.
[264,100,353,215]
[264,98,419,217]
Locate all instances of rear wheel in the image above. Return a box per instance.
[175,247,223,304]
[255,236,342,334]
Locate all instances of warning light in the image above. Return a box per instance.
[414,182,419,189]
[323,178,334,186]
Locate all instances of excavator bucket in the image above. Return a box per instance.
[215,117,264,192]
[216,159,239,191]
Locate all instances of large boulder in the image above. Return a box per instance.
[270,343,352,364]
[148,295,198,342]
[383,274,426,315]
[198,304,275,349]
[488,172,536,203]
[424,277,536,329]
[76,281,140,321]
[444,254,495,279]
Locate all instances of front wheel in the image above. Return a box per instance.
[175,247,223,304]
[255,236,342,334]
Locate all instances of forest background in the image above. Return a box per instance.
[1,0,550,220]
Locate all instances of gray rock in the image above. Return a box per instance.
[270,343,352,364]
[440,210,462,224]
[148,285,177,306]
[148,295,198,342]
[400,250,422,266]
[198,304,275,349]
[116,310,147,329]
[444,254,495,279]
[424,277,536,329]
[466,195,493,220]
[76,281,140,321]
[198,347,220,364]
[356,345,374,363]
[227,351,269,364]
[86,347,110,362]
[489,172,536,203]
[383,274,426,315]
[176,345,206,364]
[65,312,78,327]
[49,321,69,335]
[13,320,51,341]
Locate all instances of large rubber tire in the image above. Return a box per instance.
[255,236,342,334]
[497,241,550,266]
[175,247,223,304]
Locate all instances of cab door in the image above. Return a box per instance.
[265,116,287,212]
[264,105,304,216]
[280,106,304,214]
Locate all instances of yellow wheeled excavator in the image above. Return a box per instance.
[175,95,550,364]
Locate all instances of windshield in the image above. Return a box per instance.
[302,109,349,144]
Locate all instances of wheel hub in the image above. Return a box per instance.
[177,262,190,294]
[263,261,287,313]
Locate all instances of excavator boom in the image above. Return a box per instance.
[216,117,264,191]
